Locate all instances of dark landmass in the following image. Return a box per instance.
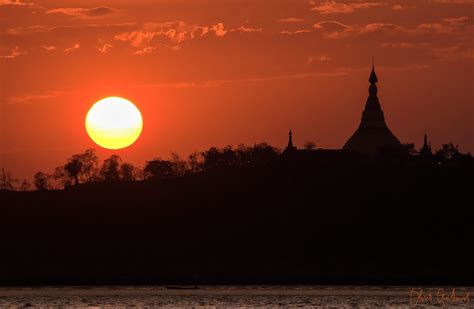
[1,152,473,286]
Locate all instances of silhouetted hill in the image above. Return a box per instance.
[1,156,473,285]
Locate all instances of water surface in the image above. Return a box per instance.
[0,286,471,308]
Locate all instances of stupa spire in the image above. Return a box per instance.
[287,129,294,148]
[342,61,402,155]
[283,129,297,154]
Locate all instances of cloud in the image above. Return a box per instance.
[311,1,386,14]
[114,21,225,48]
[132,46,157,55]
[277,17,304,23]
[141,71,350,89]
[417,17,471,33]
[359,23,402,34]
[42,45,56,51]
[6,91,62,104]
[64,43,80,52]
[391,4,416,10]
[211,23,227,36]
[379,42,417,48]
[232,26,262,33]
[0,0,33,6]
[307,55,332,64]
[313,20,353,38]
[46,6,116,19]
[283,16,472,40]
[0,46,24,58]
[114,30,155,47]
[97,43,112,53]
[114,21,260,54]
[432,0,474,3]
[443,16,470,25]
[280,29,313,34]
[5,25,48,35]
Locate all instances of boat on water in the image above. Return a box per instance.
[166,286,199,290]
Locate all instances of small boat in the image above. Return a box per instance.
[166,285,199,290]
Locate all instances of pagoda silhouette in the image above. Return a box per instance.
[342,63,402,155]
[284,63,402,156]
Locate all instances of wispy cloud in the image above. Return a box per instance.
[277,17,304,23]
[311,1,386,14]
[132,46,157,55]
[97,43,112,53]
[6,91,63,104]
[280,29,313,34]
[417,16,471,33]
[114,21,261,54]
[432,0,474,4]
[0,46,24,59]
[64,43,80,52]
[42,45,56,51]
[46,6,117,19]
[141,71,351,89]
[0,0,33,6]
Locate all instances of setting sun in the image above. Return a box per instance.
[85,97,143,150]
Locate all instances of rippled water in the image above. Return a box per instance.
[0,286,471,308]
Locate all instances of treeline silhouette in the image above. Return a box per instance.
[0,142,473,285]
[0,141,470,191]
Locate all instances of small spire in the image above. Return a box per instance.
[288,129,293,148]
[420,132,432,156]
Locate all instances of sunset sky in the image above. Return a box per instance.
[1,0,473,180]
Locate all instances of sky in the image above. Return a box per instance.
[1,0,473,180]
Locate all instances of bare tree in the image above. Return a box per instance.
[0,168,17,191]
[19,180,32,191]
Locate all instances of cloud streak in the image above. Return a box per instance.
[46,6,117,19]
[64,43,80,52]
[277,17,304,23]
[114,21,261,54]
[311,1,386,14]
[0,46,23,58]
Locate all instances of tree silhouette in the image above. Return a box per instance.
[101,155,122,182]
[144,159,174,179]
[120,162,139,181]
[64,159,82,185]
[402,143,417,156]
[304,141,316,150]
[436,143,459,160]
[170,152,187,176]
[33,171,50,190]
[64,149,99,184]
[188,152,202,173]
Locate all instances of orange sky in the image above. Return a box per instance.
[1,0,473,180]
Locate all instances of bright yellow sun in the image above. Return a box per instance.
[85,97,143,150]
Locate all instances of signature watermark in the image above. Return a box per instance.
[410,288,470,306]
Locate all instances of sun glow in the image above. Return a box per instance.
[85,97,143,150]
